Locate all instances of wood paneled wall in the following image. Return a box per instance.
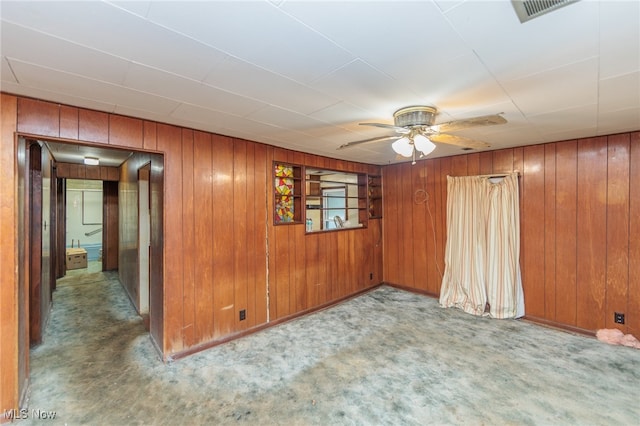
[267,150,384,323]
[382,133,640,335]
[5,96,383,366]
[56,162,119,181]
[0,94,20,422]
[118,152,161,321]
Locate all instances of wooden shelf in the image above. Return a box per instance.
[273,162,302,225]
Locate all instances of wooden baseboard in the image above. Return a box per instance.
[522,316,596,337]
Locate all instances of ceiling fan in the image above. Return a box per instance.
[338,106,507,163]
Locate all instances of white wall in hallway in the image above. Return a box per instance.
[66,179,102,248]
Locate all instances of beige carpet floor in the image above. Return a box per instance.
[21,262,640,425]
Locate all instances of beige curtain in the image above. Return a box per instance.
[439,173,524,319]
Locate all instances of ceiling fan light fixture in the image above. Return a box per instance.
[84,156,99,166]
[413,133,436,155]
[392,137,413,157]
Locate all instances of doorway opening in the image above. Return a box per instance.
[17,136,165,407]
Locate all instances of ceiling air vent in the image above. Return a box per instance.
[511,0,579,23]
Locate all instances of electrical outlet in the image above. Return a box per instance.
[239,309,246,321]
[614,312,625,324]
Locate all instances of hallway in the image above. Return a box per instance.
[21,263,640,425]
[25,262,156,423]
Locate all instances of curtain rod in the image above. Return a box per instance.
[478,171,520,178]
[449,171,521,178]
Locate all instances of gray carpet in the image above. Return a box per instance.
[22,263,640,425]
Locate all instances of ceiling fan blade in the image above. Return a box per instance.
[337,135,399,150]
[429,133,491,149]
[434,114,506,133]
[359,122,410,134]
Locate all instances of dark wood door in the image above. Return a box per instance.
[28,142,43,346]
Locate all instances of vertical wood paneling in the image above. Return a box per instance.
[292,152,307,313]
[439,156,452,286]
[59,105,79,140]
[253,143,268,326]
[327,230,339,301]
[479,151,493,174]
[555,141,578,326]
[628,132,640,336]
[143,121,157,151]
[181,130,196,347]
[117,163,137,302]
[85,165,100,180]
[401,164,414,286]
[432,159,445,293]
[244,141,258,328]
[383,165,400,284]
[233,141,249,329]
[109,115,143,149]
[103,181,119,272]
[605,134,630,330]
[467,153,480,176]
[273,225,290,319]
[424,160,439,294]
[411,163,428,291]
[0,94,19,416]
[10,94,638,367]
[149,152,164,350]
[383,135,636,333]
[544,144,557,321]
[17,98,59,137]
[211,135,235,337]
[522,145,545,317]
[450,155,468,176]
[576,137,608,330]
[155,123,184,352]
[78,109,109,144]
[493,149,514,173]
[193,131,214,342]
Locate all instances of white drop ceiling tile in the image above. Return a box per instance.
[1,58,18,84]
[125,32,231,83]
[108,1,152,18]
[112,104,182,128]
[145,1,354,84]
[169,104,232,131]
[599,1,640,79]
[0,80,117,114]
[202,56,339,115]
[308,102,378,129]
[1,22,130,85]
[446,0,599,81]
[1,2,135,51]
[171,103,283,138]
[527,104,598,139]
[597,107,640,135]
[502,59,598,116]
[245,105,331,133]
[9,59,180,115]
[123,63,266,117]
[381,53,483,103]
[281,1,469,67]
[401,55,511,114]
[1,1,227,81]
[311,59,420,113]
[477,129,544,149]
[599,72,640,113]
[433,0,465,13]
[438,100,523,126]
